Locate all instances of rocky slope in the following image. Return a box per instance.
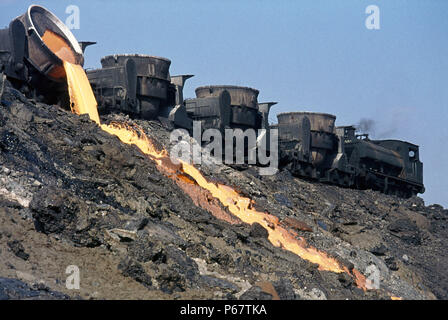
[0,81,446,300]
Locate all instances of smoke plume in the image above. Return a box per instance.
[356,118,376,135]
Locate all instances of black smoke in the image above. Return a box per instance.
[356,118,375,135]
[355,118,397,139]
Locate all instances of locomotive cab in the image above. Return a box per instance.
[371,140,424,191]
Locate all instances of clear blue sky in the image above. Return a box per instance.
[1,0,447,207]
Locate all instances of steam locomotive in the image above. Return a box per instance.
[0,5,424,198]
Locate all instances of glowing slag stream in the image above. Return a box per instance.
[63,61,101,124]
[56,38,367,285]
[181,163,346,273]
